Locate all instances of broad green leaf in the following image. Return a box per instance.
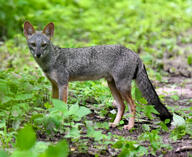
[187,55,192,65]
[77,106,91,119]
[40,140,69,157]
[172,113,185,126]
[113,141,123,148]
[0,150,9,157]
[51,99,68,114]
[144,105,158,119]
[11,150,34,157]
[33,141,49,155]
[68,104,79,116]
[65,126,80,138]
[135,87,143,100]
[16,125,36,150]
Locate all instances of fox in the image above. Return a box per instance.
[24,21,173,130]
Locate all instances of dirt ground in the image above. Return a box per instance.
[66,75,192,157]
[156,76,192,157]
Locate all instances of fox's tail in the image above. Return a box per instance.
[135,59,173,125]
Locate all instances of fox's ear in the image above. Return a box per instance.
[24,21,35,39]
[42,22,54,39]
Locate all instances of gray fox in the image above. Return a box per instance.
[24,21,172,130]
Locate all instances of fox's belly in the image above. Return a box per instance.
[69,73,111,82]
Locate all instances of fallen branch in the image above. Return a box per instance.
[175,146,192,153]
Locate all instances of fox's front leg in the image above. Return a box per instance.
[53,70,69,103]
[51,82,59,98]
[58,84,68,103]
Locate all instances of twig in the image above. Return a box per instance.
[175,146,192,153]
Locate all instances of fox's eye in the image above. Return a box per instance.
[42,43,47,47]
[31,42,36,47]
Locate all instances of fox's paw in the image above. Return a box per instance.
[109,122,118,128]
[123,124,134,130]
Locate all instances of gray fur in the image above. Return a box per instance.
[24,22,172,126]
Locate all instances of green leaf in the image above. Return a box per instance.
[134,86,147,104]
[14,94,33,101]
[113,141,123,148]
[172,113,185,126]
[41,140,69,157]
[68,104,91,121]
[87,126,107,141]
[16,125,36,150]
[170,95,179,101]
[135,87,143,100]
[51,99,68,114]
[77,106,91,118]
[33,141,49,155]
[142,124,150,132]
[187,55,192,65]
[68,104,79,115]
[0,150,9,157]
[65,125,80,138]
[144,105,158,119]
[11,150,34,157]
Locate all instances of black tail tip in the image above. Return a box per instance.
[160,113,173,127]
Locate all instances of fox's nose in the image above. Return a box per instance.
[36,53,41,58]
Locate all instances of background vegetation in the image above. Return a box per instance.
[0,0,192,156]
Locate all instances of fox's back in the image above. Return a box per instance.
[55,45,139,81]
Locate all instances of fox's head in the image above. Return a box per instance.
[24,21,54,59]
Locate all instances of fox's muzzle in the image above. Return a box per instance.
[34,47,42,58]
[36,53,41,58]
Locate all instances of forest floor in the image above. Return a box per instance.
[78,75,192,157]
[33,38,192,156]
[1,31,192,157]
[35,74,192,157]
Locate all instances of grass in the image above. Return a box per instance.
[0,0,192,156]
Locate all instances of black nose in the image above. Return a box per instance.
[36,53,41,58]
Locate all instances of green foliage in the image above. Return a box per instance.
[172,113,185,127]
[139,130,171,155]
[10,125,69,157]
[170,116,192,141]
[170,95,179,101]
[0,150,9,157]
[170,125,186,141]
[0,0,192,156]
[40,140,69,157]
[33,99,91,135]
[16,125,36,150]
[0,69,50,149]
[187,54,192,65]
[86,121,110,142]
[1,0,192,56]
[0,70,49,110]
[113,140,148,157]
[69,80,111,104]
[143,105,159,120]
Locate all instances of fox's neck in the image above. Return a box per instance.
[35,43,55,73]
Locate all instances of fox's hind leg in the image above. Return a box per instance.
[107,80,125,128]
[121,91,136,130]
[113,78,136,130]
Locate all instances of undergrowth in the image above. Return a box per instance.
[0,0,192,156]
